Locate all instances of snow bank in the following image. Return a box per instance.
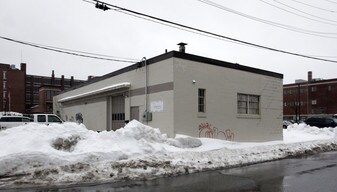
[0,121,336,188]
[284,123,336,143]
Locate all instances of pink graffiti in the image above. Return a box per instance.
[218,129,235,141]
[198,122,234,141]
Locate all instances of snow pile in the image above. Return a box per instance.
[0,121,336,188]
[284,123,336,143]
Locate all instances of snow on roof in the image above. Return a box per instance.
[58,82,131,103]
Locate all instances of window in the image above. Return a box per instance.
[44,78,50,84]
[112,113,125,121]
[311,100,317,105]
[37,115,46,122]
[198,89,206,113]
[3,81,6,89]
[3,71,7,80]
[0,117,32,122]
[46,90,53,100]
[48,115,62,123]
[238,93,260,115]
[55,79,61,85]
[311,86,317,92]
[64,80,71,86]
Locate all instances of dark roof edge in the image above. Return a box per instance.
[61,51,283,94]
[171,51,283,79]
[284,78,337,87]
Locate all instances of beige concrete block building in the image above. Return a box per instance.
[54,46,283,142]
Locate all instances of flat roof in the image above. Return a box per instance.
[284,78,337,88]
[63,51,283,93]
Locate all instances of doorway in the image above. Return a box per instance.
[131,106,140,121]
[111,95,125,131]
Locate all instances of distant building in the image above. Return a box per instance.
[26,70,84,114]
[54,44,284,142]
[0,63,26,113]
[0,63,84,114]
[283,71,337,121]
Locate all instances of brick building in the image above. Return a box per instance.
[0,63,84,114]
[283,71,337,121]
[0,63,26,113]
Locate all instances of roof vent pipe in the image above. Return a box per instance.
[177,42,187,53]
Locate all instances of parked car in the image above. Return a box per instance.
[0,114,63,130]
[28,114,63,124]
[304,117,337,128]
[0,116,32,130]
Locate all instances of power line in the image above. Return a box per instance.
[0,35,138,63]
[272,0,337,24]
[197,0,337,37]
[324,0,337,5]
[89,0,337,63]
[290,0,337,13]
[114,9,248,47]
[259,0,337,26]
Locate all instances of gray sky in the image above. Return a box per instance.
[0,0,337,84]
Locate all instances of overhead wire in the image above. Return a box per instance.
[0,35,138,63]
[272,0,337,24]
[114,9,251,48]
[290,0,337,13]
[324,0,337,4]
[259,0,337,26]
[197,0,337,37]
[90,0,337,63]
[307,55,337,58]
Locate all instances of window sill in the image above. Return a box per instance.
[236,114,261,119]
[198,112,207,118]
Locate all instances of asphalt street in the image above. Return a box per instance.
[4,151,337,192]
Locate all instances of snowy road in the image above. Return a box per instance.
[4,151,337,192]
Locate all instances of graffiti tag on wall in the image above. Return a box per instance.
[198,122,234,141]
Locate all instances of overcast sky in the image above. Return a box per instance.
[0,0,337,84]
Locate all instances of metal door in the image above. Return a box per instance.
[111,95,125,131]
[131,106,140,121]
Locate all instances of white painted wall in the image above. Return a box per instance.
[56,96,107,131]
[54,54,283,141]
[54,57,175,133]
[173,58,283,142]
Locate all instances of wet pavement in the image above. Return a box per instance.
[3,151,337,192]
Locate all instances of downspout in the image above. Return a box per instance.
[142,57,148,124]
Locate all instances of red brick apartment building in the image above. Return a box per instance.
[0,63,84,114]
[0,63,26,113]
[283,71,337,121]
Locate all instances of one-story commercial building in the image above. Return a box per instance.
[54,44,283,142]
